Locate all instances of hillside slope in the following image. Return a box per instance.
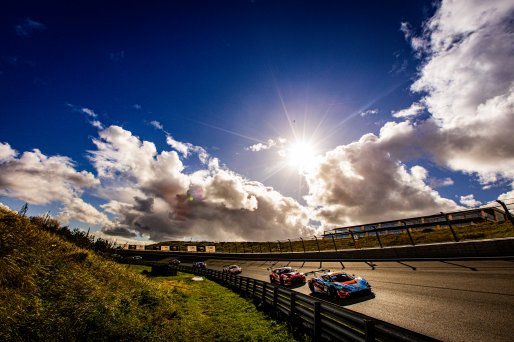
[0,208,295,341]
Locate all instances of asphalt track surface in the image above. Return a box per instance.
[180,259,514,342]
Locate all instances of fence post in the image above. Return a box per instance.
[313,236,321,252]
[252,279,257,298]
[268,241,272,253]
[259,244,262,253]
[242,243,246,253]
[373,226,383,248]
[497,200,514,226]
[288,239,293,252]
[314,301,321,341]
[277,240,282,253]
[245,277,250,294]
[365,320,375,342]
[350,229,358,248]
[402,221,415,246]
[290,291,296,317]
[331,233,338,252]
[273,286,278,310]
[441,212,459,242]
[262,282,267,304]
[299,237,306,253]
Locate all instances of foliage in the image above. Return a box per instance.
[0,208,298,341]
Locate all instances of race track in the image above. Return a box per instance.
[183,259,514,342]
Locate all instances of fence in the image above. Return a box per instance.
[175,265,438,342]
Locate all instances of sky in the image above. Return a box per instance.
[1,0,513,243]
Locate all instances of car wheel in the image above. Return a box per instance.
[308,282,315,293]
[328,287,337,298]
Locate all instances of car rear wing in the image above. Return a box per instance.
[303,269,331,276]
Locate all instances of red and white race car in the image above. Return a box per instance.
[269,266,306,286]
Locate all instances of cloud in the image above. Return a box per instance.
[245,138,286,152]
[87,125,313,241]
[360,109,379,117]
[429,177,454,188]
[387,0,514,188]
[459,194,482,208]
[302,130,460,227]
[15,17,46,37]
[82,108,97,118]
[392,102,425,118]
[150,120,163,130]
[0,143,109,226]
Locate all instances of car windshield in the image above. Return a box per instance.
[330,273,353,282]
[276,268,294,274]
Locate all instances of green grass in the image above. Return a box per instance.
[0,208,298,341]
[154,221,514,253]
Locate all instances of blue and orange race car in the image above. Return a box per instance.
[307,271,372,299]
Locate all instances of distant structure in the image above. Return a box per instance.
[323,207,507,238]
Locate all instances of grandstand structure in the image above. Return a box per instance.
[322,206,508,238]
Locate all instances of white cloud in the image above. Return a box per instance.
[246,138,284,152]
[0,142,17,161]
[82,108,97,118]
[389,0,514,188]
[302,130,460,227]
[0,146,98,205]
[429,177,454,188]
[57,197,111,226]
[460,194,482,208]
[86,125,314,241]
[15,17,46,37]
[150,120,163,130]
[360,109,379,117]
[392,102,425,118]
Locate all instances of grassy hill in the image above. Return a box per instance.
[0,208,296,341]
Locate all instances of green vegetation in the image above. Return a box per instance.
[0,208,297,341]
[154,221,514,253]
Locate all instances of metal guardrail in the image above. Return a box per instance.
[175,265,438,342]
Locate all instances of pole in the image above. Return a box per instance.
[497,200,514,226]
[441,212,459,242]
[401,221,415,246]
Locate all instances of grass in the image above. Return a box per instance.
[0,208,298,341]
[153,221,514,253]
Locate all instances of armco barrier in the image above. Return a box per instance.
[175,265,438,342]
[119,237,514,262]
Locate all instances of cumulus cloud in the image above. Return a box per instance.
[0,142,109,226]
[429,177,454,188]
[15,17,46,37]
[303,130,460,227]
[246,138,285,152]
[460,194,482,208]
[406,0,514,184]
[88,126,313,241]
[392,102,425,118]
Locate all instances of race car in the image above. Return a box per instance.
[193,261,206,268]
[222,265,242,274]
[269,267,306,286]
[308,271,372,299]
[168,259,181,266]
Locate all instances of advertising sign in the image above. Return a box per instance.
[205,246,216,253]
[160,245,170,251]
[135,245,145,251]
[187,245,197,252]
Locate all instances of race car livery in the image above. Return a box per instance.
[269,267,306,286]
[308,271,372,299]
[193,261,206,268]
[222,265,242,274]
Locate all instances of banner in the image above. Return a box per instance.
[187,245,197,252]
[205,246,216,253]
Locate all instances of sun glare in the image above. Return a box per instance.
[286,140,318,172]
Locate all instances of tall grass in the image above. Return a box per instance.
[0,208,297,341]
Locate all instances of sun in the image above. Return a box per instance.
[285,140,318,172]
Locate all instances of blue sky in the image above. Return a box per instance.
[1,1,513,242]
